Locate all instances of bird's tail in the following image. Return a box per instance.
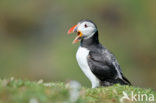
[116,76,131,85]
[101,76,131,86]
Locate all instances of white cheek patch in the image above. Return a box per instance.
[77,22,97,39]
[83,28,92,36]
[83,28,97,39]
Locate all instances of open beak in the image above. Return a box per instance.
[67,25,83,44]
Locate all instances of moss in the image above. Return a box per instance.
[0,78,155,103]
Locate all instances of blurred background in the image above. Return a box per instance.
[0,0,156,90]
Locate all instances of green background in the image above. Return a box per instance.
[0,0,155,90]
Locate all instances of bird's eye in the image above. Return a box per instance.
[84,24,88,28]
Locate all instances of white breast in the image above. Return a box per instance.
[76,46,100,88]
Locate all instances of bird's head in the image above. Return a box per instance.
[68,20,97,44]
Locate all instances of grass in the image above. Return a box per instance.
[0,78,155,103]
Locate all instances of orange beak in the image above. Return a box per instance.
[67,25,77,34]
[67,25,83,44]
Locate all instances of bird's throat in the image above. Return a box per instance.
[80,31,99,48]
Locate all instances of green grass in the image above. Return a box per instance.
[0,78,155,103]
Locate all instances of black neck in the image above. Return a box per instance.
[80,31,99,48]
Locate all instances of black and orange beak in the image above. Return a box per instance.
[67,25,83,44]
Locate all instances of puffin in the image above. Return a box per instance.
[67,20,131,88]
